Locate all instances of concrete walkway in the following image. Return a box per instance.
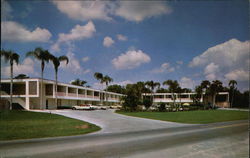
[218,108,249,111]
[33,109,190,134]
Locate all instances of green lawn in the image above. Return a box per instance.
[116,110,249,124]
[0,110,101,141]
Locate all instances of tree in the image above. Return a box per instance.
[106,84,126,94]
[1,50,20,110]
[176,87,183,110]
[102,75,113,104]
[94,72,104,104]
[194,85,203,107]
[51,55,69,108]
[163,80,180,111]
[200,80,211,105]
[70,79,87,87]
[156,88,169,93]
[26,47,52,107]
[14,74,29,79]
[123,84,141,111]
[228,80,237,108]
[209,80,223,108]
[145,80,160,106]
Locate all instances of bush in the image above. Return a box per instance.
[57,106,72,109]
[122,95,140,111]
[158,102,166,112]
[143,98,153,110]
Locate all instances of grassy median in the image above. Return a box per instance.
[116,110,249,124]
[0,110,101,141]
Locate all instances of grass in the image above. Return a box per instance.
[116,110,249,124]
[0,110,101,141]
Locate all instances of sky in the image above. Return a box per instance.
[1,0,249,91]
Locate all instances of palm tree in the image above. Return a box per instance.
[14,74,29,79]
[103,75,113,104]
[26,47,52,108]
[1,50,20,110]
[176,87,183,110]
[229,80,237,108]
[209,80,223,108]
[94,72,104,105]
[194,85,203,108]
[163,80,179,111]
[51,55,69,108]
[145,81,160,104]
[200,80,211,105]
[70,79,87,87]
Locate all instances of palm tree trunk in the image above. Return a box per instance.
[55,71,58,109]
[212,94,216,108]
[231,89,234,108]
[105,83,108,105]
[10,63,13,110]
[41,62,44,109]
[179,93,182,111]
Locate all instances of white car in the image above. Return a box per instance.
[93,105,107,110]
[72,104,93,110]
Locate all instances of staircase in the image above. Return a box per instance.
[0,91,27,109]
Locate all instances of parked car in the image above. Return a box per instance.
[96,104,107,110]
[72,104,93,110]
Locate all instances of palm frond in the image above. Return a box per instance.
[58,56,69,64]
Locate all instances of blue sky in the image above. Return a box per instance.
[1,0,249,91]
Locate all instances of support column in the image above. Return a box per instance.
[66,87,68,96]
[25,81,30,110]
[53,84,55,98]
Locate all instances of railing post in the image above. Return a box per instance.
[25,81,30,110]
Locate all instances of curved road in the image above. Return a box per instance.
[0,110,248,158]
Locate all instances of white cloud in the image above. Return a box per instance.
[93,82,105,90]
[225,69,249,81]
[52,1,112,21]
[2,58,38,77]
[61,51,90,75]
[112,49,151,70]
[151,62,175,73]
[1,21,52,42]
[51,21,96,52]
[114,1,172,22]
[82,57,90,62]
[203,62,220,80]
[112,80,133,86]
[103,36,114,47]
[117,34,127,41]
[176,61,183,65]
[52,1,172,22]
[1,0,12,20]
[189,39,249,68]
[189,39,249,82]
[180,77,195,89]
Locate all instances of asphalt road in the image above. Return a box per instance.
[0,120,248,158]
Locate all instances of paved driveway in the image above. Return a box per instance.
[34,109,190,134]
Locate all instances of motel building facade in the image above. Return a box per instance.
[0,78,124,110]
[142,92,230,108]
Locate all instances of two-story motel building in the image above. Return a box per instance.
[0,78,230,110]
[0,78,124,110]
[143,92,230,108]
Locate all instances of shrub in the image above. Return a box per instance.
[158,102,166,112]
[57,106,72,109]
[143,98,153,110]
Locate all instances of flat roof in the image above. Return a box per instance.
[1,78,124,96]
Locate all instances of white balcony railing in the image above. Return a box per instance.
[56,92,66,96]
